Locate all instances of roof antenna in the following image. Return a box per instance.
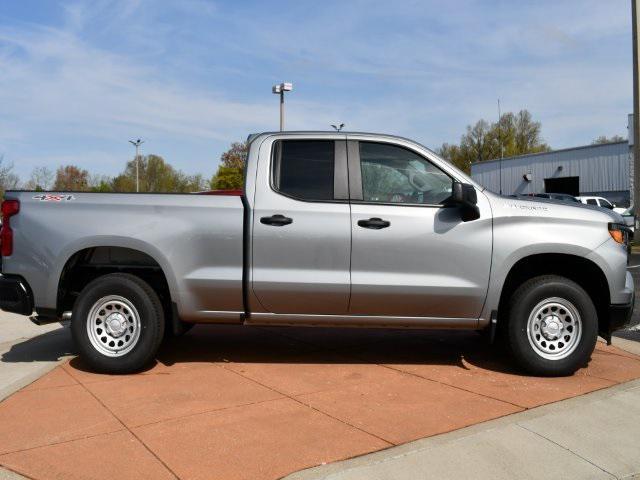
[331,123,345,132]
[498,99,503,195]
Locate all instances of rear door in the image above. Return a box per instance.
[250,136,351,314]
[347,138,492,320]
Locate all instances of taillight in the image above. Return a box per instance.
[1,199,20,257]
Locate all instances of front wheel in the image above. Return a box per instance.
[71,273,165,373]
[505,275,598,376]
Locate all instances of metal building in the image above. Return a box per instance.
[470,141,631,206]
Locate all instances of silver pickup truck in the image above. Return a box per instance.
[0,132,635,376]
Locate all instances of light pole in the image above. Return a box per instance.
[633,0,640,224]
[497,99,503,195]
[128,139,144,192]
[331,123,345,132]
[272,82,293,131]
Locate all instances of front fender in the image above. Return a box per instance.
[480,213,611,323]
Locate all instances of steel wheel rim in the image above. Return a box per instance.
[86,295,141,357]
[527,297,582,361]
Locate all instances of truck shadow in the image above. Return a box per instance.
[0,324,551,377]
[1,327,75,364]
[150,325,518,376]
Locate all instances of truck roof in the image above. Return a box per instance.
[247,131,440,157]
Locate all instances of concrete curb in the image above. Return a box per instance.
[0,467,25,479]
[0,327,74,402]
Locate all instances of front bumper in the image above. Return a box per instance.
[608,297,636,333]
[601,269,636,342]
[0,274,33,316]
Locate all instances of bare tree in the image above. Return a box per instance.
[438,109,550,173]
[592,135,626,145]
[0,156,20,197]
[25,166,54,191]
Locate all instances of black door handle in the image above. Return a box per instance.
[357,217,390,229]
[260,214,293,226]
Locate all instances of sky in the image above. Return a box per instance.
[0,0,633,182]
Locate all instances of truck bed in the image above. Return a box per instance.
[1,191,245,322]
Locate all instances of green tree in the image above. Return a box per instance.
[176,173,207,192]
[121,154,178,192]
[592,135,626,144]
[53,165,90,191]
[111,174,135,192]
[210,141,247,190]
[438,109,550,174]
[111,154,205,193]
[88,174,114,192]
[211,166,244,189]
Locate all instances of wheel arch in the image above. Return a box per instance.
[497,253,610,337]
[54,241,180,332]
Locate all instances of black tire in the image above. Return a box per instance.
[71,273,165,374]
[505,275,598,377]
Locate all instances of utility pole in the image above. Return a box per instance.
[498,99,504,195]
[128,139,144,192]
[272,82,293,131]
[633,0,640,224]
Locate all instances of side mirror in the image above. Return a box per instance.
[452,182,480,222]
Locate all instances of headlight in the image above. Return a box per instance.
[608,222,631,245]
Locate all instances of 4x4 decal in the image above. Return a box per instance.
[32,194,75,202]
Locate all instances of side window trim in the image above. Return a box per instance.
[347,140,453,207]
[347,140,363,201]
[270,139,349,203]
[334,141,349,200]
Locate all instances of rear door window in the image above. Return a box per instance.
[272,140,335,201]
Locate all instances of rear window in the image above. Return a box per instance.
[586,199,597,205]
[272,140,335,201]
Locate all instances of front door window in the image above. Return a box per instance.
[359,142,452,205]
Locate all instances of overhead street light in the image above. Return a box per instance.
[128,139,144,193]
[272,82,293,131]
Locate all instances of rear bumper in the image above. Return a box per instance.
[0,274,33,316]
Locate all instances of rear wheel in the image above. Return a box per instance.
[71,273,164,373]
[505,275,598,376]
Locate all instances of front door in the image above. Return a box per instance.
[251,137,352,314]
[347,138,492,319]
